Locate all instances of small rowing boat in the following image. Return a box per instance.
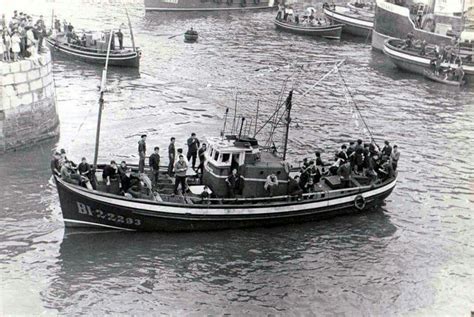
[184,28,198,43]
[423,70,466,86]
[274,18,343,40]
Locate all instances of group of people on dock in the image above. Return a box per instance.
[0,10,48,62]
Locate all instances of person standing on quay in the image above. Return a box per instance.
[138,134,147,174]
[186,133,200,170]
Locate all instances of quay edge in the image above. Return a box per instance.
[0,48,59,153]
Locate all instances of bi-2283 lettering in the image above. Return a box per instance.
[77,202,142,226]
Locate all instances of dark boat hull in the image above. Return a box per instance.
[55,176,397,232]
[145,0,275,11]
[46,38,141,68]
[184,34,199,42]
[274,19,343,39]
[323,6,373,38]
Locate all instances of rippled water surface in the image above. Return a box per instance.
[1,0,473,315]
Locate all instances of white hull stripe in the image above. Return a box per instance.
[323,8,373,28]
[58,177,396,216]
[274,20,343,32]
[63,218,136,231]
[145,5,273,11]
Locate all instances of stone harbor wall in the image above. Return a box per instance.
[0,48,59,152]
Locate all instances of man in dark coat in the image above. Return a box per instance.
[149,146,161,188]
[225,168,244,198]
[186,133,200,170]
[168,137,176,176]
[138,134,147,174]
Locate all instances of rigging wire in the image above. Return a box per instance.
[336,65,380,149]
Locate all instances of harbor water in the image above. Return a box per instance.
[1,0,473,315]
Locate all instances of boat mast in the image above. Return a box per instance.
[282,90,293,161]
[125,8,136,52]
[93,30,114,169]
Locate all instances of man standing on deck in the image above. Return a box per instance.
[174,155,188,195]
[168,137,176,176]
[116,29,123,50]
[149,147,161,189]
[138,134,147,174]
[186,133,200,171]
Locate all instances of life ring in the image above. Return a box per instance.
[354,195,366,210]
[227,0,233,4]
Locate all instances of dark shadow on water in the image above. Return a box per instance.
[54,210,397,290]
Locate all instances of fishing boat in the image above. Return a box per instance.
[52,51,398,231]
[47,12,140,68]
[274,18,344,40]
[144,0,275,11]
[184,29,199,43]
[372,0,474,55]
[383,38,474,78]
[323,4,374,37]
[423,70,466,86]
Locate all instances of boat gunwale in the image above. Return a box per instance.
[46,38,140,59]
[322,6,374,26]
[273,19,344,32]
[54,174,397,211]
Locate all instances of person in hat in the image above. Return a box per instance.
[337,159,351,188]
[186,132,200,170]
[138,134,147,173]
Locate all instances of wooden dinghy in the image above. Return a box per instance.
[423,70,466,86]
[274,18,344,40]
[184,29,198,43]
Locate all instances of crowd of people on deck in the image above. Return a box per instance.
[52,18,125,51]
[51,132,208,199]
[276,4,330,26]
[0,11,48,62]
[400,32,467,83]
[52,134,399,201]
[287,139,400,197]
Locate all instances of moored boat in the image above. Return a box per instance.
[372,0,474,53]
[383,38,474,78]
[144,0,275,12]
[323,4,373,38]
[274,18,344,40]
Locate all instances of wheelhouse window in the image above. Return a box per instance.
[214,150,220,161]
[222,153,231,164]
